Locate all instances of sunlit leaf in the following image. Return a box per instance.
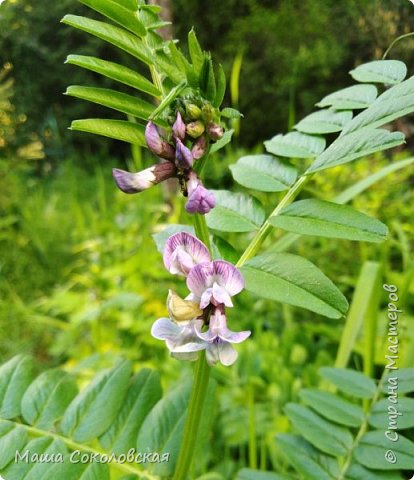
[264,132,325,158]
[317,84,378,110]
[349,60,407,84]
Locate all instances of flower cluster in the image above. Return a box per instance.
[112,108,223,215]
[151,232,250,366]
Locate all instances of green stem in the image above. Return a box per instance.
[236,175,312,267]
[172,214,212,480]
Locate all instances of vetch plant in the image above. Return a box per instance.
[0,1,414,479]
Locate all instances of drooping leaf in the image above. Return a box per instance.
[66,55,160,97]
[0,355,34,419]
[317,84,378,110]
[264,132,325,158]
[306,129,404,174]
[61,359,132,442]
[79,0,146,37]
[369,397,414,430]
[210,129,234,154]
[205,190,265,232]
[276,434,340,480]
[99,369,162,454]
[241,253,348,319]
[349,60,407,84]
[299,389,364,427]
[382,368,414,394]
[294,109,352,134]
[354,430,414,470]
[319,367,376,398]
[269,199,388,242]
[61,15,153,65]
[70,119,146,146]
[21,369,78,430]
[230,155,297,192]
[152,224,195,253]
[65,86,155,122]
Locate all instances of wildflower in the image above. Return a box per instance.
[175,138,194,168]
[163,231,211,276]
[145,121,175,160]
[195,307,250,366]
[191,135,208,160]
[172,111,186,141]
[112,162,176,194]
[185,172,215,215]
[187,259,244,309]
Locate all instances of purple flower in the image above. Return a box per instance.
[195,307,251,366]
[191,135,208,160]
[151,317,205,361]
[163,232,211,277]
[175,138,194,168]
[187,260,244,309]
[112,162,176,194]
[172,112,186,141]
[185,172,215,214]
[145,121,175,161]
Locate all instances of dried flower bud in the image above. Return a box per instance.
[145,121,175,161]
[207,123,224,141]
[185,172,215,214]
[186,103,202,119]
[172,111,186,141]
[112,162,176,194]
[175,138,194,168]
[167,290,203,322]
[191,135,208,160]
[186,121,205,139]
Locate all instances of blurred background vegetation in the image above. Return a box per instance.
[1,1,413,476]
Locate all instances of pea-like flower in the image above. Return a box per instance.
[112,162,176,194]
[187,259,244,309]
[163,231,211,276]
[145,121,175,160]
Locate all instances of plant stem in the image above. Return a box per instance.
[236,175,312,267]
[172,214,212,480]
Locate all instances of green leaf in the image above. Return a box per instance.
[79,0,146,37]
[221,108,242,119]
[188,28,204,75]
[66,55,160,97]
[349,60,407,84]
[149,81,187,121]
[306,129,404,174]
[241,253,348,319]
[276,434,340,480]
[152,224,195,253]
[136,382,192,476]
[61,359,132,442]
[354,430,414,470]
[210,129,234,154]
[99,369,162,454]
[284,404,353,457]
[21,369,78,430]
[65,86,154,122]
[299,389,364,427]
[236,469,288,480]
[294,109,353,134]
[317,84,378,110]
[205,190,265,233]
[382,368,414,394]
[79,462,110,480]
[156,50,187,84]
[0,421,27,470]
[212,236,239,264]
[319,367,376,398]
[346,463,403,480]
[0,355,34,419]
[71,119,146,146]
[230,154,297,192]
[61,15,153,65]
[269,199,388,242]
[214,64,226,108]
[113,0,137,9]
[204,57,217,102]
[264,132,326,158]
[369,397,414,430]
[342,77,414,134]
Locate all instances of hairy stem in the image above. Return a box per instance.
[236,174,312,267]
[172,214,211,480]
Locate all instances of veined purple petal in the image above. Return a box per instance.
[213,261,244,296]
[212,283,233,307]
[113,163,176,194]
[195,308,251,344]
[191,134,208,160]
[172,112,186,141]
[185,184,216,214]
[175,138,194,168]
[151,317,181,340]
[164,232,211,276]
[145,121,175,160]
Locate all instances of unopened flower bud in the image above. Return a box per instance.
[186,121,205,139]
[201,103,215,122]
[186,103,202,119]
[185,172,215,214]
[167,290,203,323]
[172,111,186,141]
[207,123,224,141]
[175,138,194,168]
[112,162,176,194]
[191,135,208,160]
[145,121,175,161]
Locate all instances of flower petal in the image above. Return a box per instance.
[220,329,251,344]
[217,341,238,366]
[151,317,181,340]
[164,232,211,276]
[212,282,233,307]
[175,138,194,168]
[212,260,244,296]
[187,262,214,297]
